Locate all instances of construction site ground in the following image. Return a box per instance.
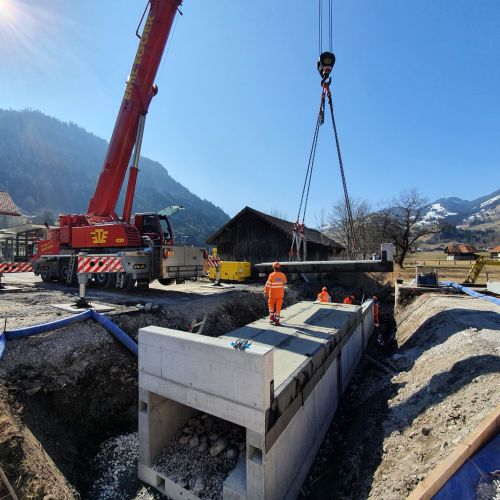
[0,272,498,499]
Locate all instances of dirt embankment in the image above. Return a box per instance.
[0,384,76,499]
[302,292,499,499]
[0,285,298,498]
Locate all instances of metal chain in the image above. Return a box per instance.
[296,102,322,223]
[302,110,322,224]
[326,89,357,255]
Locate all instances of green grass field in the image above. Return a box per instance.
[400,251,500,285]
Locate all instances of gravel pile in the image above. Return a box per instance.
[477,479,500,500]
[88,433,162,500]
[89,433,140,499]
[154,414,245,499]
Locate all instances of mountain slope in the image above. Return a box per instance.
[0,109,229,245]
[422,189,500,230]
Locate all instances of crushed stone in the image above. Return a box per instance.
[153,415,244,499]
[88,432,163,500]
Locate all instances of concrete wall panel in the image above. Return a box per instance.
[140,326,273,412]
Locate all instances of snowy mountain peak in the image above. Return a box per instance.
[422,189,500,232]
[480,194,500,209]
[422,203,457,222]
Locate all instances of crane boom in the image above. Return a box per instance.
[87,0,181,221]
[32,0,209,290]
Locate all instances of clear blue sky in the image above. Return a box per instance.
[1,0,499,225]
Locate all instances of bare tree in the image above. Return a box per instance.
[375,188,441,267]
[269,208,289,221]
[327,199,380,258]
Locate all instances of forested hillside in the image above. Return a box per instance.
[0,109,228,245]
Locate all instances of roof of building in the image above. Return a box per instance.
[490,245,500,253]
[0,192,22,216]
[444,244,478,255]
[206,206,343,249]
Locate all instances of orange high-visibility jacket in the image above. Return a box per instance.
[264,271,287,299]
[318,291,330,302]
[343,296,353,304]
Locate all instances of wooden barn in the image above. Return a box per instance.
[0,191,22,228]
[444,244,479,261]
[206,206,343,263]
[489,245,500,259]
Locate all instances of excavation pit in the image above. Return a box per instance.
[138,300,375,499]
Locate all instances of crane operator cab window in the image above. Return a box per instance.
[141,214,162,243]
[159,215,174,245]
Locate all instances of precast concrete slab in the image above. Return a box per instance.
[51,303,115,313]
[254,259,394,274]
[138,300,375,499]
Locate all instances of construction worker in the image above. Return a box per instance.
[373,296,380,328]
[264,262,287,326]
[343,294,355,305]
[317,287,331,303]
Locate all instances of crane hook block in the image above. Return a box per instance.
[317,51,336,79]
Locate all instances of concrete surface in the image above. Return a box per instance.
[487,281,500,294]
[138,300,375,499]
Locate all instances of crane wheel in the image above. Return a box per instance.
[158,278,174,286]
[94,273,113,288]
[40,271,54,283]
[58,261,70,284]
[120,274,135,290]
[104,274,117,288]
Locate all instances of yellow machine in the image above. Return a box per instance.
[208,261,252,283]
[465,256,500,284]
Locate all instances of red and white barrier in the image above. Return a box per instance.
[206,256,221,268]
[0,262,33,273]
[77,256,124,274]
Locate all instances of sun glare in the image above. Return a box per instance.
[0,0,12,18]
[0,0,86,77]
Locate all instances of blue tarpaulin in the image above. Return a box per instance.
[434,434,500,500]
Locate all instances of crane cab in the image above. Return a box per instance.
[134,212,174,246]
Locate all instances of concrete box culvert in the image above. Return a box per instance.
[138,300,375,499]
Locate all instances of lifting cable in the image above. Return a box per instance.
[290,0,357,261]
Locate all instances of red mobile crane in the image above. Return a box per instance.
[32,0,206,289]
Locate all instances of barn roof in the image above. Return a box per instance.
[206,206,343,249]
[444,244,478,255]
[0,192,21,216]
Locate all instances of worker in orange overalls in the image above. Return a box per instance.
[317,287,331,302]
[343,294,355,305]
[264,262,287,326]
[373,295,380,327]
